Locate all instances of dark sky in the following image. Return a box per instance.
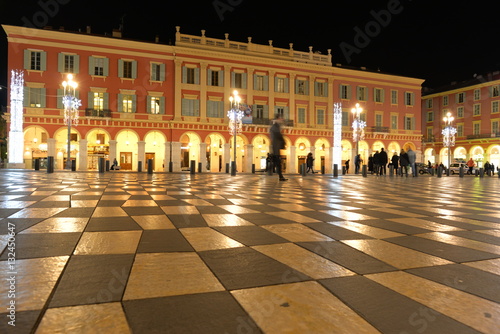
[1,0,499,106]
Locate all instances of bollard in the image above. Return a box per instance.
[437,166,442,178]
[252,164,255,174]
[321,165,325,174]
[190,160,196,174]
[362,165,367,177]
[231,161,236,175]
[342,166,346,175]
[225,163,229,173]
[333,164,338,178]
[389,165,394,176]
[430,168,434,176]
[198,162,202,173]
[148,159,153,174]
[71,159,76,172]
[34,158,40,171]
[459,166,464,178]
[301,163,306,176]
[169,161,173,172]
[47,156,54,173]
[479,168,484,178]
[475,169,479,177]
[98,157,105,173]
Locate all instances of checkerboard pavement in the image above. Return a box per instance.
[0,170,499,333]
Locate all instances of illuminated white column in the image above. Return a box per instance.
[78,139,88,171]
[224,143,231,167]
[108,140,117,164]
[199,143,207,172]
[171,142,182,172]
[8,70,25,168]
[245,144,253,173]
[137,141,145,171]
[332,102,343,173]
[289,145,296,173]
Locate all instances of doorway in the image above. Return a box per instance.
[120,152,132,170]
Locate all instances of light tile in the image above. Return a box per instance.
[180,227,244,251]
[161,206,200,215]
[437,215,499,229]
[262,224,334,242]
[181,199,214,206]
[368,207,426,217]
[342,239,452,269]
[464,258,500,275]
[216,205,260,214]
[367,271,500,334]
[268,203,314,211]
[0,256,68,311]
[252,243,355,279]
[100,195,131,201]
[0,201,35,208]
[202,214,254,227]
[267,211,321,223]
[70,200,99,207]
[123,252,224,300]
[319,210,377,221]
[150,194,180,201]
[131,215,175,229]
[74,231,142,255]
[227,199,263,205]
[92,207,129,217]
[36,302,131,334]
[231,281,379,334]
[327,221,404,239]
[41,195,70,202]
[20,217,88,233]
[7,207,67,218]
[122,200,157,207]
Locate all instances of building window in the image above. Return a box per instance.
[492,121,499,135]
[342,111,349,126]
[457,106,464,118]
[181,98,200,116]
[404,116,415,130]
[149,97,162,114]
[183,67,199,84]
[443,95,449,106]
[457,92,465,104]
[121,95,134,113]
[24,50,47,71]
[357,86,368,101]
[93,92,104,111]
[254,105,266,120]
[151,63,165,81]
[315,82,328,97]
[119,60,137,79]
[207,100,224,118]
[25,87,45,108]
[457,124,464,137]
[473,103,481,116]
[425,99,433,109]
[296,79,307,95]
[276,78,286,93]
[405,92,415,106]
[297,108,306,124]
[391,115,398,130]
[491,85,500,97]
[391,90,398,104]
[340,85,351,99]
[375,114,382,127]
[93,58,105,76]
[254,75,269,91]
[63,54,76,73]
[234,73,243,88]
[427,111,434,122]
[473,122,480,135]
[317,109,325,125]
[474,89,480,101]
[492,101,499,113]
[426,127,433,140]
[123,61,133,79]
[208,69,223,86]
[374,88,384,103]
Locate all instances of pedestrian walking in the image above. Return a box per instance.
[373,151,380,175]
[270,115,287,181]
[379,148,388,175]
[466,158,475,175]
[407,147,417,176]
[345,159,350,174]
[306,152,316,173]
[391,153,399,175]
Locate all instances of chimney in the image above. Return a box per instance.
[86,26,91,34]
[155,35,160,43]
[112,29,122,38]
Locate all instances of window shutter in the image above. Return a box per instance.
[207,69,212,85]
[118,60,124,78]
[305,80,309,95]
[314,82,319,96]
[88,92,94,109]
[88,56,95,75]
[57,89,63,109]
[263,105,269,119]
[40,51,47,71]
[159,64,165,81]
[182,67,187,83]
[323,82,328,97]
[40,88,47,108]
[159,96,165,114]
[23,50,30,69]
[242,73,247,89]
[58,53,64,73]
[254,74,258,90]
[284,106,289,120]
[117,94,123,112]
[131,61,137,79]
[231,72,235,87]
[275,78,279,92]
[219,70,224,87]
[103,58,109,76]
[23,87,29,107]
[73,55,80,74]
[207,100,213,116]
[132,95,137,112]
[146,96,151,114]
[284,78,289,93]
[263,76,269,90]
[194,68,200,85]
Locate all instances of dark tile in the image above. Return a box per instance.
[290,211,341,222]
[239,205,285,213]
[49,254,134,307]
[199,247,311,290]
[321,276,482,334]
[386,236,498,262]
[0,309,41,334]
[204,199,235,205]
[236,213,295,225]
[406,264,500,303]
[122,207,165,216]
[155,200,191,206]
[0,218,44,234]
[53,207,95,218]
[127,195,153,200]
[0,209,22,218]
[85,217,142,232]
[444,231,500,245]
[24,201,69,208]
[359,219,432,235]
[298,241,397,275]
[195,206,231,214]
[137,229,194,252]
[123,292,262,333]
[168,215,208,228]
[424,217,493,230]
[212,226,289,246]
[304,222,374,240]
[0,233,81,259]
[96,200,127,207]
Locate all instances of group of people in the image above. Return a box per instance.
[347,148,417,177]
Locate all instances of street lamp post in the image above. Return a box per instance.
[442,111,456,175]
[228,90,243,176]
[351,103,365,172]
[62,74,81,170]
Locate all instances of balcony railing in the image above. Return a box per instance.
[466,133,499,139]
[422,135,435,143]
[246,118,294,127]
[370,126,389,133]
[85,108,112,118]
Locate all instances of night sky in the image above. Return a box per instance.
[1,0,499,107]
